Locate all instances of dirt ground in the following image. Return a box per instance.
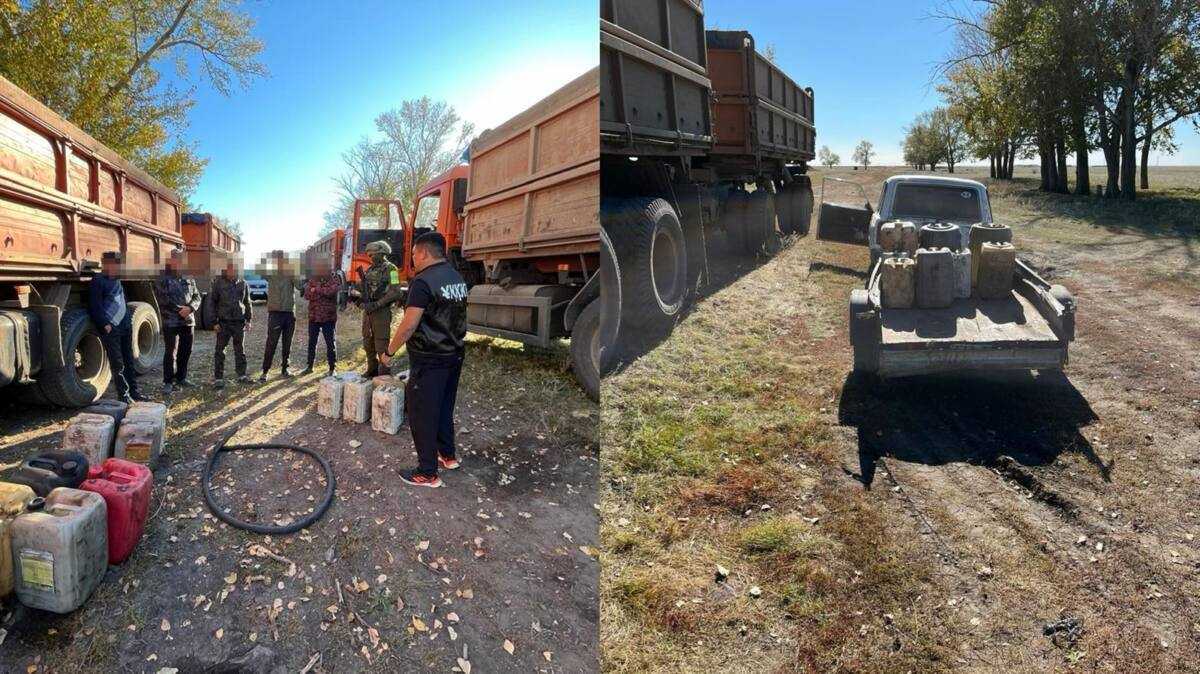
[601,166,1199,672]
[1,305,599,673]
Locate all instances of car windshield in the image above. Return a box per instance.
[891,184,982,222]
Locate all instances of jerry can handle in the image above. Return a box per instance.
[26,457,60,471]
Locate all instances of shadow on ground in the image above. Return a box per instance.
[837,369,1107,491]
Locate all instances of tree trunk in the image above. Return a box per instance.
[1120,60,1139,200]
[1039,144,1051,191]
[1055,136,1068,193]
[989,153,996,179]
[1140,133,1151,190]
[1073,109,1090,195]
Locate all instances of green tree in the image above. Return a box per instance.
[0,0,265,200]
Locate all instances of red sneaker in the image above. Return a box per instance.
[438,455,461,470]
[399,470,443,488]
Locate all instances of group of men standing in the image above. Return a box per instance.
[89,231,469,489]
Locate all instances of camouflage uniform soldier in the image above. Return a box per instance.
[356,240,404,376]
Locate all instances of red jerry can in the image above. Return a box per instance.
[80,458,152,564]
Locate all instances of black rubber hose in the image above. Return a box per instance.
[202,428,336,535]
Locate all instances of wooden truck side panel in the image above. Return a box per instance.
[462,68,600,265]
[181,212,241,285]
[0,74,183,281]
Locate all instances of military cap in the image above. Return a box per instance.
[364,240,392,255]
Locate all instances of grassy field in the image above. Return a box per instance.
[601,166,1200,672]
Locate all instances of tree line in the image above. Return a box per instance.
[928,0,1200,199]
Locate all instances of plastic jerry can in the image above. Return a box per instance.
[880,256,916,309]
[897,221,919,256]
[951,249,972,299]
[976,242,1017,299]
[80,459,152,564]
[11,487,108,614]
[83,399,129,426]
[317,376,344,419]
[114,419,163,467]
[61,413,117,467]
[878,222,901,253]
[3,451,90,497]
[371,385,405,435]
[343,379,374,423]
[915,247,956,309]
[969,223,1013,285]
[122,402,166,462]
[0,481,36,596]
[372,375,395,388]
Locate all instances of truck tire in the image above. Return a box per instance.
[919,222,960,250]
[741,189,775,256]
[722,190,749,249]
[38,308,110,407]
[128,301,162,375]
[604,197,689,327]
[570,300,604,402]
[778,179,813,236]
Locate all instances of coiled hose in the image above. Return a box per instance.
[202,428,336,535]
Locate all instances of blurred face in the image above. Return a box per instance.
[101,257,120,277]
[224,262,238,279]
[313,257,331,276]
[165,254,181,274]
[369,249,386,264]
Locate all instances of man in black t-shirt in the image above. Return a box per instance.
[380,231,468,488]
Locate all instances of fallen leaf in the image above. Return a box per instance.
[503,639,515,655]
[412,616,428,632]
[456,658,472,674]
[160,618,171,632]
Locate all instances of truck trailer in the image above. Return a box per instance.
[0,74,178,406]
[599,1,816,352]
[181,212,241,292]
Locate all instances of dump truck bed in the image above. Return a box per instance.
[462,67,599,264]
[0,74,183,281]
[860,259,1075,378]
[706,30,815,165]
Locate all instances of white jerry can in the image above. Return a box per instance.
[11,488,108,614]
[114,419,163,466]
[343,379,374,424]
[371,385,405,435]
[951,249,972,299]
[317,376,345,419]
[61,413,117,467]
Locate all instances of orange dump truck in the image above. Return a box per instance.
[393,68,604,399]
[181,212,241,292]
[0,74,179,406]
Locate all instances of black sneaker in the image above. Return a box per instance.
[281,368,293,378]
[162,382,174,396]
[399,470,442,489]
[256,372,268,383]
[301,366,314,375]
[175,379,193,388]
[213,379,226,389]
[130,391,150,402]
[237,374,252,383]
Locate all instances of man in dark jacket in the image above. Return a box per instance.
[89,251,144,403]
[154,249,202,395]
[303,255,341,376]
[205,260,253,387]
[380,232,468,489]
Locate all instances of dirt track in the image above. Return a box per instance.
[1,307,598,673]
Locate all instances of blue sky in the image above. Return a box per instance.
[706,0,1200,167]
[183,0,596,262]
[179,1,1197,260]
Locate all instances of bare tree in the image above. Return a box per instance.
[852,140,875,167]
[818,145,840,168]
[375,97,475,217]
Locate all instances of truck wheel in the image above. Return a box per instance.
[128,301,162,375]
[742,189,775,256]
[791,177,814,236]
[722,190,749,250]
[604,197,689,327]
[38,308,110,407]
[570,300,604,402]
